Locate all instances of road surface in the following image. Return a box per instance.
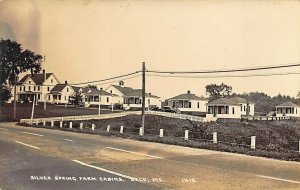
[0,122,300,190]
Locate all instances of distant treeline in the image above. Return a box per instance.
[229,92,300,114]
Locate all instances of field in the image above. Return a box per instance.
[0,103,122,122]
[21,114,300,161]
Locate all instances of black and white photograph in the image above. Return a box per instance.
[0,0,300,189]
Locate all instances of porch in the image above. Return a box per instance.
[169,100,191,109]
[18,92,41,103]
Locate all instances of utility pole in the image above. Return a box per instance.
[13,75,17,120]
[141,62,146,135]
[43,56,47,110]
[98,95,101,115]
[31,94,36,123]
[246,94,250,116]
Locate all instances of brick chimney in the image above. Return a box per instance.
[187,90,191,94]
[65,81,68,84]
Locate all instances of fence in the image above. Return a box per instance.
[20,110,217,124]
[241,115,291,121]
[28,120,300,154]
[20,111,142,124]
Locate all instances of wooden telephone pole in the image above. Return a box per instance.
[141,62,146,135]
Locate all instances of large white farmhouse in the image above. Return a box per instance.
[15,70,60,103]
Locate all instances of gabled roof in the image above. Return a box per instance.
[18,73,53,85]
[82,87,118,96]
[71,86,81,93]
[168,93,208,101]
[125,89,160,98]
[207,98,239,106]
[50,84,69,92]
[111,85,134,95]
[111,85,160,98]
[229,97,254,104]
[275,102,300,108]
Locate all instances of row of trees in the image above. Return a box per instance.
[205,83,300,114]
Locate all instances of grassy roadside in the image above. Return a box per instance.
[0,103,123,122]
[18,114,300,162]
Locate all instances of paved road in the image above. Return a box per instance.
[0,123,300,190]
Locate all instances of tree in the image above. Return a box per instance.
[87,84,97,90]
[0,86,11,105]
[0,38,42,116]
[69,92,83,105]
[205,83,232,100]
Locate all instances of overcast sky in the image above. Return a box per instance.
[1,0,300,99]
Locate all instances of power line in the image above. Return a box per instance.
[147,62,300,74]
[146,72,300,79]
[71,71,141,85]
[91,73,141,86]
[18,72,141,87]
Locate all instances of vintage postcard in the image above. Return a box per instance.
[0,0,300,189]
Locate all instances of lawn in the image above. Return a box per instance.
[22,114,300,161]
[0,103,122,122]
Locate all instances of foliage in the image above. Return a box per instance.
[205,83,232,100]
[0,85,11,105]
[0,38,42,85]
[87,85,97,89]
[0,38,42,104]
[230,92,300,114]
[69,92,83,105]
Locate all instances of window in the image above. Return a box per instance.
[38,86,40,91]
[67,87,69,92]
[51,79,53,83]
[110,90,112,93]
[189,102,191,108]
[38,94,40,100]
[232,107,235,114]
[29,81,31,84]
[48,95,51,100]
[34,86,36,91]
[58,95,61,100]
[225,106,229,114]
[47,87,50,91]
[296,109,298,114]
[241,105,242,111]
[29,86,31,91]
[107,97,109,102]
[65,96,67,100]
[19,86,22,91]
[244,106,246,112]
[23,86,25,91]
[197,102,200,108]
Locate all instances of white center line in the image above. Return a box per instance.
[72,160,135,181]
[105,147,163,159]
[21,131,44,137]
[64,139,73,142]
[14,141,40,150]
[256,175,300,184]
[0,128,8,130]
